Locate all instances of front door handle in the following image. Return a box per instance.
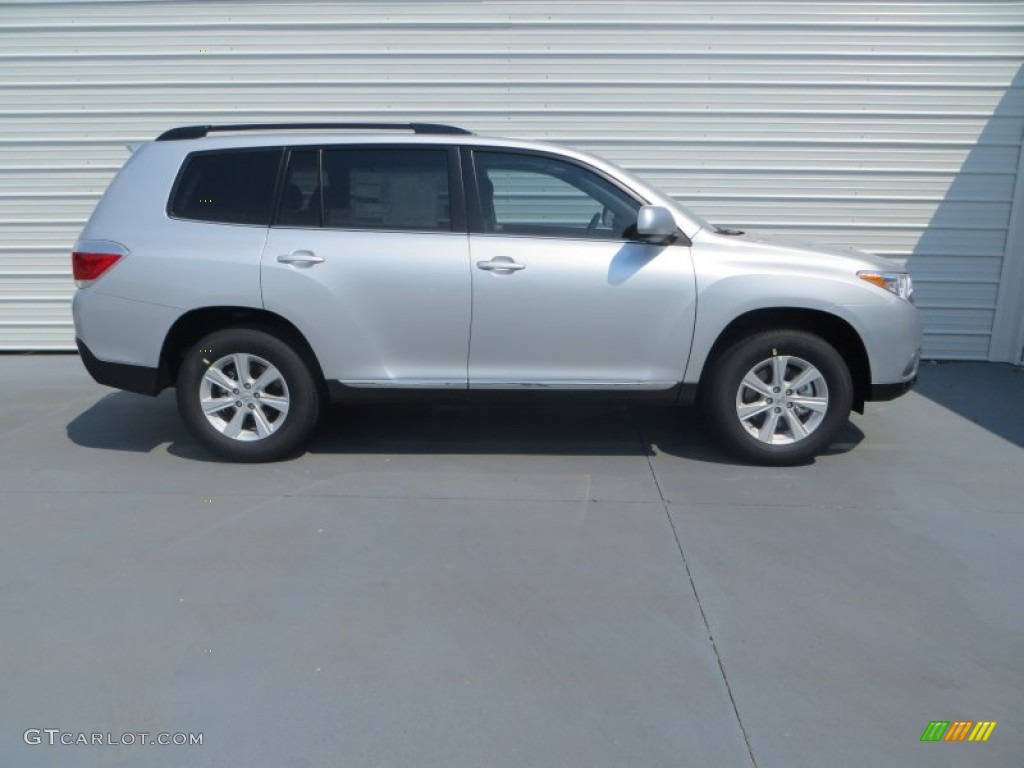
[277,250,325,266]
[476,257,526,272]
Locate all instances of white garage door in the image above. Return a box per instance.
[2,0,1023,360]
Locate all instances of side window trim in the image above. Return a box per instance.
[272,144,466,234]
[446,146,467,233]
[461,145,483,234]
[464,147,648,240]
[273,147,323,228]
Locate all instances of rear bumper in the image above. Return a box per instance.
[77,338,164,396]
[868,376,916,402]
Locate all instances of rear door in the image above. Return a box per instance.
[260,145,471,387]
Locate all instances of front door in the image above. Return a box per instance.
[466,149,696,389]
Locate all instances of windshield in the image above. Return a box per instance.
[578,151,714,232]
[663,197,714,232]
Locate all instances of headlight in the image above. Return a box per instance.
[857,271,914,302]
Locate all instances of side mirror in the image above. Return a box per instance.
[635,205,678,242]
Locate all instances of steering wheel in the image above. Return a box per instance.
[586,212,602,231]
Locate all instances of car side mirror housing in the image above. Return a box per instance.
[635,205,681,243]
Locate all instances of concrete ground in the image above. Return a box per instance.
[0,355,1021,767]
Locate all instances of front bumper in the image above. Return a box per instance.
[868,376,917,401]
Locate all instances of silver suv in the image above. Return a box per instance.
[72,123,921,464]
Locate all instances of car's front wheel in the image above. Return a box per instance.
[703,330,853,465]
[176,328,321,462]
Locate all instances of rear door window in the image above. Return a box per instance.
[169,149,282,225]
[321,148,451,232]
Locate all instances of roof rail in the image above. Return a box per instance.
[156,123,473,141]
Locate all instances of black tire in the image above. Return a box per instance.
[176,328,321,462]
[702,330,853,465]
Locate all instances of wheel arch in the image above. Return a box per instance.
[158,306,326,394]
[697,308,871,413]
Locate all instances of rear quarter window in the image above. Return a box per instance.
[169,149,282,225]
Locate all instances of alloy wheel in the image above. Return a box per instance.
[734,354,829,445]
[198,353,290,441]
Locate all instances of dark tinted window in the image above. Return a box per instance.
[321,148,450,231]
[278,150,321,227]
[475,151,640,239]
[170,149,282,225]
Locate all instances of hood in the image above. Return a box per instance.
[718,229,905,272]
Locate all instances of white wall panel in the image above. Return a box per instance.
[0,0,1022,359]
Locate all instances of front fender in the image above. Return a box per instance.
[683,270,906,384]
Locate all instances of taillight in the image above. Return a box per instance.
[72,250,123,288]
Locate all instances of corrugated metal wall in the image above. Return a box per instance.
[2,0,1023,359]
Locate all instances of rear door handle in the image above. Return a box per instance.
[476,257,526,272]
[277,250,324,266]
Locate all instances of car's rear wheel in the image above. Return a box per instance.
[703,330,853,465]
[177,328,320,461]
